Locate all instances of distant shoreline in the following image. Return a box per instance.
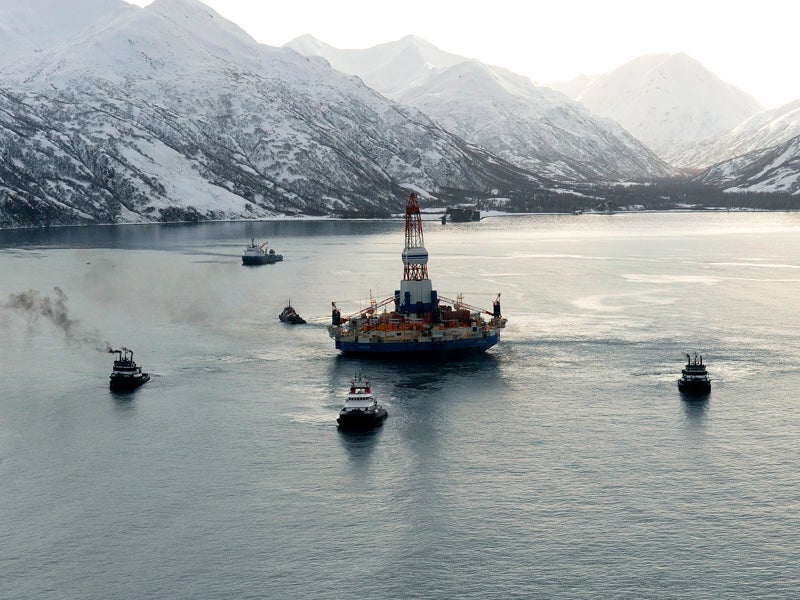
[3,206,800,232]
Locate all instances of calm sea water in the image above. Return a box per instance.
[1,213,799,599]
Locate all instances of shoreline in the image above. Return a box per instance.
[3,206,797,232]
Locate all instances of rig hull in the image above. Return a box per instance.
[334,332,499,357]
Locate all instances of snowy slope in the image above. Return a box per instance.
[288,34,468,98]
[0,0,538,227]
[397,61,673,182]
[552,53,763,167]
[682,100,800,168]
[286,35,674,183]
[0,0,132,68]
[697,135,800,195]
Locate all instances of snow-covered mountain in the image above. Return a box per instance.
[696,134,800,196]
[0,0,130,64]
[684,100,800,169]
[287,34,468,99]
[552,53,763,168]
[286,35,674,183]
[0,0,538,227]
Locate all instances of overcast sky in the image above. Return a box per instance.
[129,0,799,109]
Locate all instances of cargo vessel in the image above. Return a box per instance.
[242,238,283,265]
[328,192,506,357]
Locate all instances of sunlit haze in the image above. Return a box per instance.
[126,0,799,108]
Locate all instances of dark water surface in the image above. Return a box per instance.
[1,213,799,598]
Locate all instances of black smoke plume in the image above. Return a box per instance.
[2,287,112,351]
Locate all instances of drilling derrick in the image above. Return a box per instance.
[402,192,429,281]
[398,192,433,314]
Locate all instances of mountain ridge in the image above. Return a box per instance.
[551,53,764,167]
[682,100,800,169]
[0,0,543,227]
[1,1,797,228]
[285,34,675,183]
[697,134,800,196]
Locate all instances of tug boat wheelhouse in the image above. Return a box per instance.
[678,352,711,395]
[328,193,507,357]
[242,238,283,265]
[337,373,388,430]
[109,348,150,391]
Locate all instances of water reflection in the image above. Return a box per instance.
[110,389,139,411]
[681,393,710,421]
[337,425,384,462]
[328,352,502,399]
[0,219,404,251]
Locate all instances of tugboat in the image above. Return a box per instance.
[242,238,283,265]
[678,352,711,395]
[279,301,306,324]
[109,348,150,391]
[328,193,507,357]
[337,373,387,430]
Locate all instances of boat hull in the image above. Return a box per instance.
[337,408,388,430]
[242,256,283,265]
[109,374,150,391]
[678,379,711,395]
[334,332,498,358]
[279,316,306,324]
[279,311,306,324]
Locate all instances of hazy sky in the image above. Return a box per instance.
[129,0,799,108]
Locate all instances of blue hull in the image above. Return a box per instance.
[242,256,282,265]
[335,333,499,357]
